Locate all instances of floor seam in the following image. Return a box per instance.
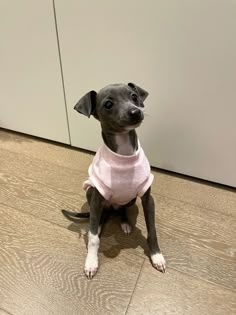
[0,201,148,260]
[3,198,235,290]
[0,307,14,315]
[1,145,235,219]
[1,129,235,191]
[124,258,145,315]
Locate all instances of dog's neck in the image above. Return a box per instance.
[102,129,138,156]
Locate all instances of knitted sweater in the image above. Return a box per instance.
[83,141,153,205]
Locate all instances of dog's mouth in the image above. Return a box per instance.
[128,113,144,126]
[121,118,143,131]
[130,119,143,127]
[123,123,141,132]
[133,116,143,123]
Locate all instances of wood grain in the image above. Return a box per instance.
[0,129,235,314]
[0,148,87,228]
[126,260,236,315]
[99,197,236,291]
[0,146,235,291]
[153,172,236,217]
[0,128,93,171]
[0,308,13,315]
[1,129,235,216]
[0,205,143,315]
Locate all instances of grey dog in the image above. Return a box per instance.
[62,82,166,279]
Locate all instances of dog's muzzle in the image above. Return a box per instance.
[128,108,144,124]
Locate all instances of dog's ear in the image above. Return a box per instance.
[74,91,97,117]
[128,82,149,101]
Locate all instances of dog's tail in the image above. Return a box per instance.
[61,209,90,222]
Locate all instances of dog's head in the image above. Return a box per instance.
[74,83,148,133]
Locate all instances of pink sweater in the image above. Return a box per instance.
[83,142,154,205]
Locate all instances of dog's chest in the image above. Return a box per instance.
[115,134,134,156]
[84,140,153,206]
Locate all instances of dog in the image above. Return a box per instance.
[62,82,166,279]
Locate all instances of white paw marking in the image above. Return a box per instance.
[84,254,98,279]
[121,222,132,234]
[151,253,166,273]
[84,232,99,279]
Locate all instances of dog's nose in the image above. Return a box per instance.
[128,108,142,120]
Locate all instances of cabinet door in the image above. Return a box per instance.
[55,0,236,187]
[0,1,70,144]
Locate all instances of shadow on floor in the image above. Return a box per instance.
[66,202,149,259]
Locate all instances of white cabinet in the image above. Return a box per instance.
[1,1,235,187]
[0,1,70,144]
[55,0,236,187]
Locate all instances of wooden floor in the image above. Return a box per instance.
[0,129,235,315]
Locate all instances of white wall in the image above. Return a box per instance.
[0,1,70,143]
[55,0,236,187]
[1,1,235,187]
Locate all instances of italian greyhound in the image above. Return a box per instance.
[62,83,166,279]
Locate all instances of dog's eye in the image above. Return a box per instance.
[104,100,113,109]
[131,93,138,102]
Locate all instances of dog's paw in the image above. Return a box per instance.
[151,253,166,273]
[84,255,98,279]
[121,222,132,234]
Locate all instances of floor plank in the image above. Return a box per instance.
[1,148,235,290]
[0,205,143,315]
[103,197,236,291]
[0,308,13,315]
[0,128,93,171]
[0,148,87,228]
[1,129,236,314]
[126,260,236,315]
[1,129,235,216]
[154,172,236,217]
[136,197,235,291]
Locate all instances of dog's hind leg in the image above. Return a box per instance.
[120,207,132,235]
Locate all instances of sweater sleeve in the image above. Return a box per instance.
[137,173,154,197]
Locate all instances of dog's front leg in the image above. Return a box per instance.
[141,187,166,273]
[85,187,104,279]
